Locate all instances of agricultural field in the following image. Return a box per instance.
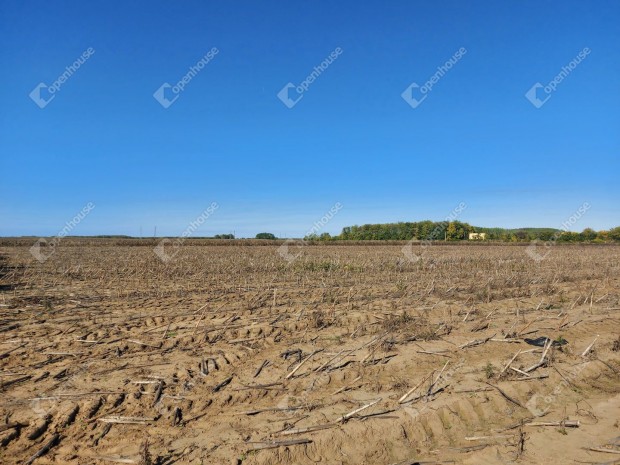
[0,241,619,465]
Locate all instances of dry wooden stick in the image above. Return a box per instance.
[238,405,306,416]
[540,338,553,362]
[517,319,536,336]
[585,447,620,455]
[153,381,164,405]
[314,349,345,372]
[161,322,172,340]
[285,349,324,379]
[459,334,496,349]
[430,361,449,388]
[399,371,434,403]
[525,420,579,427]
[323,336,383,373]
[26,433,60,465]
[337,398,381,422]
[500,350,521,376]
[247,438,312,451]
[253,360,269,378]
[484,382,525,409]
[416,350,452,358]
[237,382,283,391]
[514,374,549,381]
[510,366,532,377]
[0,374,32,390]
[332,375,362,395]
[582,335,599,357]
[524,340,552,373]
[190,302,210,335]
[213,375,233,392]
[126,339,161,349]
[556,314,569,330]
[98,416,154,424]
[279,422,338,436]
[465,434,514,441]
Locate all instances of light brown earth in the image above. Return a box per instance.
[0,241,619,465]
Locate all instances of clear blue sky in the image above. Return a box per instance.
[1,0,618,237]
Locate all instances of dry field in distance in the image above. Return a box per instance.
[0,241,619,465]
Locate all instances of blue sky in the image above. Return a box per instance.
[1,0,618,237]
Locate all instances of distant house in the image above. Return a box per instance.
[469,232,486,240]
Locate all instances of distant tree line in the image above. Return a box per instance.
[213,234,235,239]
[304,221,620,242]
[256,232,277,239]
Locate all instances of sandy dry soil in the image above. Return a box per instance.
[0,242,619,465]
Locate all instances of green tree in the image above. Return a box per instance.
[580,228,597,241]
[446,222,457,240]
[255,232,276,240]
[608,226,620,241]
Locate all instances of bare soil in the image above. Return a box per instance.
[0,242,619,464]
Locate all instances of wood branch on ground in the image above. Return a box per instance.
[399,371,434,403]
[285,349,324,379]
[253,360,269,378]
[459,334,496,349]
[247,438,312,451]
[25,433,60,465]
[525,420,579,427]
[582,335,599,357]
[98,416,155,424]
[484,382,526,409]
[337,398,382,422]
[279,422,338,436]
[212,375,233,392]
